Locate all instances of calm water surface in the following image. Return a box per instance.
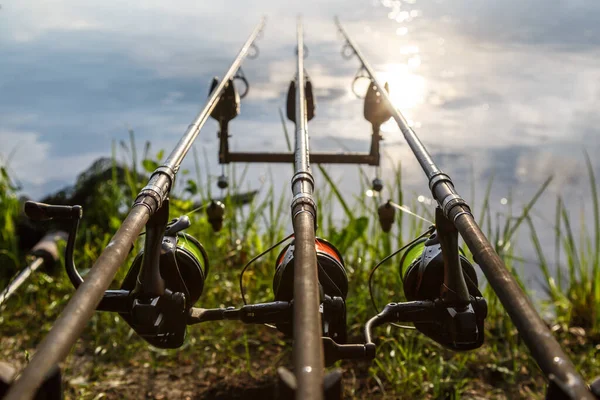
[1,0,599,288]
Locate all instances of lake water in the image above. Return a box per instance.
[1,0,599,290]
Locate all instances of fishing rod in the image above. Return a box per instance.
[334,17,597,399]
[0,232,66,308]
[288,17,323,399]
[5,17,352,400]
[201,16,486,398]
[6,16,597,400]
[3,18,266,400]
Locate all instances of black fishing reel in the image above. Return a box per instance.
[369,206,487,352]
[272,238,348,343]
[400,230,485,350]
[113,214,208,348]
[24,199,209,349]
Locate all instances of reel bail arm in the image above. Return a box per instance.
[363,298,487,349]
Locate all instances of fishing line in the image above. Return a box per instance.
[387,200,433,225]
[239,233,294,305]
[368,225,435,330]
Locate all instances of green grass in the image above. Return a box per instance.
[0,143,598,399]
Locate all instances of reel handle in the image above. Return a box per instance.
[24,201,81,221]
[24,200,85,288]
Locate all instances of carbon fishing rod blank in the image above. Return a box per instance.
[334,17,598,399]
[29,232,67,272]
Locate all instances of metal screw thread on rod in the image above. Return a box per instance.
[291,17,324,400]
[5,18,267,400]
[334,17,594,399]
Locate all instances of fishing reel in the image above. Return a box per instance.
[109,207,209,348]
[272,238,349,343]
[400,216,487,351]
[371,206,487,351]
[24,199,209,349]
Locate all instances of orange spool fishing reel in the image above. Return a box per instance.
[272,237,348,342]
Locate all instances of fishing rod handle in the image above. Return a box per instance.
[30,231,68,267]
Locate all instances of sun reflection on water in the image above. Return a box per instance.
[380,63,426,110]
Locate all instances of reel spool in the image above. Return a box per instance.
[272,238,348,340]
[273,238,348,302]
[400,233,478,302]
[123,232,209,307]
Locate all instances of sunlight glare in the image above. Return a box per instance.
[378,63,426,111]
